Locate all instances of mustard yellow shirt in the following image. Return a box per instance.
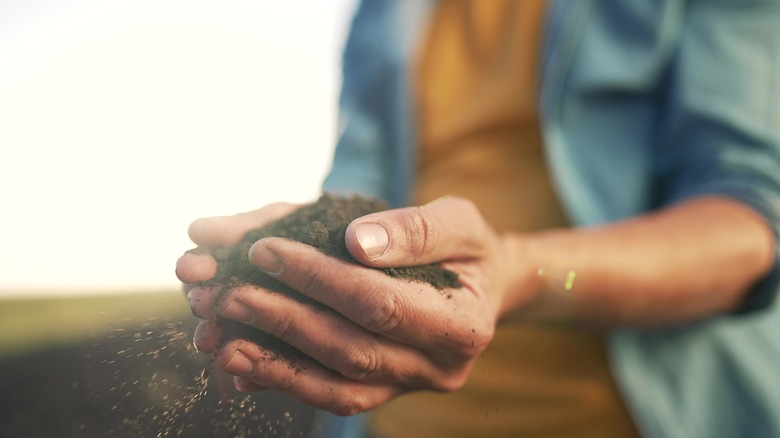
[369,2,638,437]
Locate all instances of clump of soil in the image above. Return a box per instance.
[197,193,460,291]
[192,194,461,364]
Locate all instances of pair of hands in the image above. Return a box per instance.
[175,196,534,415]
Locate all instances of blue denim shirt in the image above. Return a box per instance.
[322,1,780,437]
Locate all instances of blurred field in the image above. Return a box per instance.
[0,290,188,359]
[0,290,314,437]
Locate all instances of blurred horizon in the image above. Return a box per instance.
[0,0,357,297]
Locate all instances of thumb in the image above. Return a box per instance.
[188,202,299,247]
[345,196,489,267]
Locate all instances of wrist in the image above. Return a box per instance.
[494,232,547,319]
[497,229,581,323]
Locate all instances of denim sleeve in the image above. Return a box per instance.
[321,0,395,202]
[654,0,780,312]
[322,0,434,208]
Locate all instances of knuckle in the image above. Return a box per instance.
[334,348,380,382]
[432,369,470,393]
[330,392,369,416]
[469,320,494,347]
[455,197,491,252]
[295,267,319,296]
[440,322,494,363]
[293,262,331,300]
[403,207,435,261]
[359,293,402,334]
[472,331,492,353]
[269,314,296,342]
[273,370,295,393]
[460,323,494,357]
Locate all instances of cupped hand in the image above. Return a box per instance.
[188,196,535,415]
[175,202,301,290]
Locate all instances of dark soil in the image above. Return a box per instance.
[193,193,461,371]
[197,193,461,292]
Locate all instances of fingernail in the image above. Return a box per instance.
[226,350,255,376]
[187,286,220,319]
[234,376,251,392]
[187,290,200,318]
[248,244,283,275]
[187,289,202,318]
[193,320,222,354]
[220,300,255,324]
[176,252,217,283]
[355,222,389,260]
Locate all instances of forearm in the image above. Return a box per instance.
[502,196,776,327]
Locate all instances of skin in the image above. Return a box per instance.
[176,195,774,416]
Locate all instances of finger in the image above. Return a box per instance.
[188,202,300,247]
[344,196,490,267]
[233,376,266,392]
[246,238,485,357]
[188,285,222,319]
[193,319,224,353]
[216,285,459,388]
[215,338,401,416]
[176,251,218,284]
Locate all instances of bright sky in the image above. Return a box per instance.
[0,0,357,296]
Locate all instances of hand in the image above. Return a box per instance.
[186,196,536,415]
[175,201,304,393]
[175,202,301,291]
